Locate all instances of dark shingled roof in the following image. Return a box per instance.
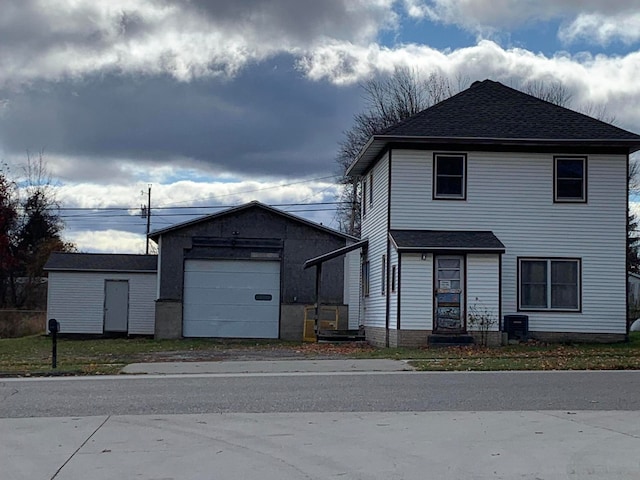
[44,253,157,272]
[390,230,505,253]
[347,80,640,176]
[383,80,640,140]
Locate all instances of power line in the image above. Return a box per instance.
[59,207,340,220]
[57,201,348,212]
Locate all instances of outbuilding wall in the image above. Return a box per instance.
[46,271,157,335]
[155,207,349,339]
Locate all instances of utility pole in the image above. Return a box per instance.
[145,184,151,254]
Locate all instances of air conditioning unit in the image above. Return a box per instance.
[503,315,529,341]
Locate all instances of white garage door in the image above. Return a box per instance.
[183,259,280,338]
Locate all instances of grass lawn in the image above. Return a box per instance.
[0,336,301,376]
[0,332,639,376]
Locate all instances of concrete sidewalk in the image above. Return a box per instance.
[3,411,639,479]
[120,358,415,375]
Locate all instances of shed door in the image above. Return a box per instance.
[183,260,280,338]
[104,280,129,332]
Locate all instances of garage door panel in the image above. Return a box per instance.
[183,260,280,338]
[185,260,278,274]
[184,272,277,290]
[183,318,278,338]
[183,290,279,306]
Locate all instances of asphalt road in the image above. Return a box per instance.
[2,370,640,418]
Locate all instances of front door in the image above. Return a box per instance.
[104,280,129,332]
[434,256,464,332]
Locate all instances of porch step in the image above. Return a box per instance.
[427,334,475,347]
[317,329,366,342]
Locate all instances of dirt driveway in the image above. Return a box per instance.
[132,341,376,363]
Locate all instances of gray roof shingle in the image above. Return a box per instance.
[347,80,640,176]
[44,253,157,272]
[383,80,640,140]
[390,230,505,253]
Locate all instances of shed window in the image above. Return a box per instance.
[519,258,580,311]
[434,154,466,199]
[555,157,586,202]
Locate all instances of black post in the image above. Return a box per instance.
[315,264,322,341]
[48,319,59,369]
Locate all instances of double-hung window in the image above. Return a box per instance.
[519,258,580,311]
[434,153,466,199]
[554,156,586,202]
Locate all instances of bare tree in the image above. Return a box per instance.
[336,69,464,236]
[523,79,573,107]
[523,79,616,123]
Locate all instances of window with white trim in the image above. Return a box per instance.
[369,172,373,207]
[554,156,586,202]
[434,153,466,199]
[519,258,580,311]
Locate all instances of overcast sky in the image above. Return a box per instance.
[1,0,640,252]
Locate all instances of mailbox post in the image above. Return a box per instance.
[48,319,59,369]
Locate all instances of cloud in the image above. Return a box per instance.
[299,39,640,132]
[402,0,640,44]
[0,66,362,181]
[559,12,640,46]
[0,0,397,87]
[66,229,148,254]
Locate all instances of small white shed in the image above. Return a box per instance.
[44,253,157,335]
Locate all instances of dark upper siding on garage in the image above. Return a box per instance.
[154,204,350,305]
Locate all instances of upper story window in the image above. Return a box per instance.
[369,173,373,207]
[519,258,581,311]
[434,153,466,200]
[554,156,587,203]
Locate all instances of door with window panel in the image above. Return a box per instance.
[434,256,465,332]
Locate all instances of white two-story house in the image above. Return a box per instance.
[340,79,640,347]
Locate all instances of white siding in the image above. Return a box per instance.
[344,250,361,329]
[361,153,389,328]
[399,253,433,330]
[46,271,157,335]
[391,150,627,334]
[466,254,500,331]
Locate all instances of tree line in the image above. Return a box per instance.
[0,153,74,308]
